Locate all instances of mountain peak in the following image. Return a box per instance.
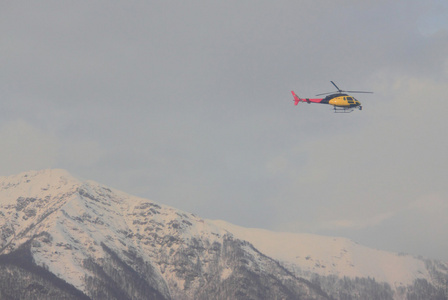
[0,169,82,206]
[0,168,81,189]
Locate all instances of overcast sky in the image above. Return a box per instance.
[1,1,448,260]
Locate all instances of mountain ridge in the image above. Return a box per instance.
[210,220,430,286]
[1,169,447,299]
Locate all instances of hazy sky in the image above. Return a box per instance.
[1,1,448,260]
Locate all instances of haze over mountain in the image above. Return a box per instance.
[1,169,447,299]
[2,1,448,264]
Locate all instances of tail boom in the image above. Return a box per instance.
[291,91,324,105]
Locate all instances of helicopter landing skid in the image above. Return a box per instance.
[332,106,362,113]
[333,107,353,113]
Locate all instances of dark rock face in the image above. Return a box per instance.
[148,233,328,300]
[0,243,90,300]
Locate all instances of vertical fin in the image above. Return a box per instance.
[291,91,301,105]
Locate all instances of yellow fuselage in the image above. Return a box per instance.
[329,95,361,107]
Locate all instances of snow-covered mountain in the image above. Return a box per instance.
[1,169,447,300]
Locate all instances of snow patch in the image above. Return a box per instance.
[221,267,232,280]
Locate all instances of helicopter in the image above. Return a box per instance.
[291,81,373,113]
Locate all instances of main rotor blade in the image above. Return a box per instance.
[345,90,373,94]
[316,91,337,96]
[315,82,374,96]
[330,81,342,92]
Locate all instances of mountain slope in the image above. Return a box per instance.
[0,170,327,299]
[1,169,447,300]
